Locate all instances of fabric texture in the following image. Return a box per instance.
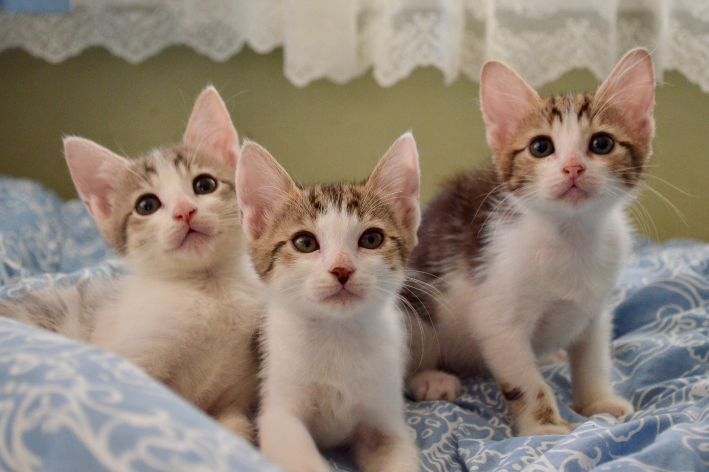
[1,174,708,471]
[2,0,709,91]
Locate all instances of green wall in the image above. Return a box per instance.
[0,46,706,241]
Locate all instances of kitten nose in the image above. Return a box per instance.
[563,165,586,179]
[331,267,354,285]
[173,202,197,224]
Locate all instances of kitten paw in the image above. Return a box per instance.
[517,420,573,436]
[409,370,462,402]
[579,395,634,418]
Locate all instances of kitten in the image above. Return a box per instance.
[1,87,263,441]
[237,134,421,472]
[404,49,654,436]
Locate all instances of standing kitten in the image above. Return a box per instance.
[237,135,421,472]
[405,49,654,436]
[1,87,263,441]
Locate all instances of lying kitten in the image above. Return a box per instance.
[405,49,655,436]
[237,135,421,471]
[1,87,263,441]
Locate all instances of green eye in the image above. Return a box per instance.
[589,133,615,155]
[529,136,555,158]
[359,229,384,249]
[292,232,319,253]
[135,194,161,215]
[193,174,217,195]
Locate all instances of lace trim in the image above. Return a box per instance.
[1,1,709,91]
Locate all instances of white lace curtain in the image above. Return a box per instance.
[2,0,709,91]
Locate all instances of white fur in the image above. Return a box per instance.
[259,297,417,472]
[240,135,421,472]
[90,251,263,438]
[410,184,636,434]
[257,206,419,472]
[409,51,655,433]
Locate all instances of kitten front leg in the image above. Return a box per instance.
[568,310,634,418]
[479,327,572,436]
[354,424,419,472]
[258,405,331,472]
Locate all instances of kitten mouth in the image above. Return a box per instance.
[174,226,211,251]
[558,183,591,204]
[321,287,361,304]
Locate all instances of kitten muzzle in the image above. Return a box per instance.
[321,286,361,305]
[557,183,591,205]
[171,221,211,252]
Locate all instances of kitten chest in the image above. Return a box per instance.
[266,305,405,449]
[483,212,628,349]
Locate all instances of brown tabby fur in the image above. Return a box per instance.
[248,183,417,283]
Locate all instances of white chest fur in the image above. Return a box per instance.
[90,270,263,410]
[440,205,632,368]
[261,300,407,449]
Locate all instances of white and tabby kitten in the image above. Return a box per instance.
[1,87,263,441]
[237,134,421,472]
[405,49,655,436]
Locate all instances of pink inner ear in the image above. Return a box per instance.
[236,142,296,240]
[367,133,421,231]
[596,49,655,140]
[183,86,239,169]
[63,137,129,221]
[480,61,540,151]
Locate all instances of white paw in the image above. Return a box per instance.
[579,395,634,418]
[518,420,573,436]
[409,370,462,402]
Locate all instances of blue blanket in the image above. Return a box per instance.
[1,175,708,471]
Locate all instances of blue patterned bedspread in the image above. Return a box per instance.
[1,175,708,471]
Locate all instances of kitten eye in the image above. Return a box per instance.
[589,133,615,155]
[193,175,217,195]
[359,229,384,250]
[529,137,555,158]
[135,194,161,216]
[292,232,319,253]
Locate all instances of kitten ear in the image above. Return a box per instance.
[366,132,421,232]
[63,137,130,221]
[236,141,297,240]
[596,48,655,141]
[183,86,239,169]
[480,61,541,151]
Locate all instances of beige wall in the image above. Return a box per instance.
[1,46,707,241]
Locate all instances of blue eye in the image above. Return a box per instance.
[529,137,554,158]
[589,133,614,155]
[135,194,161,215]
[292,232,319,253]
[193,174,217,194]
[358,229,384,249]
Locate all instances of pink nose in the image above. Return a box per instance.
[331,267,354,285]
[173,202,197,224]
[563,165,586,179]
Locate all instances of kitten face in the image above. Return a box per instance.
[480,49,655,216]
[103,146,238,271]
[64,86,242,275]
[237,134,420,319]
[255,185,413,316]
